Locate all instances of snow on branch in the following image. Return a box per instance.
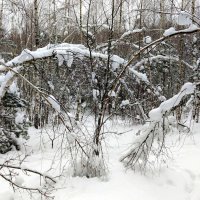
[3,43,154,102]
[129,68,149,83]
[6,43,125,68]
[149,83,195,121]
[0,66,23,99]
[0,163,56,198]
[47,95,61,113]
[163,24,199,37]
[97,28,144,52]
[132,55,194,70]
[120,28,144,40]
[0,164,56,183]
[177,11,192,26]
[120,82,196,170]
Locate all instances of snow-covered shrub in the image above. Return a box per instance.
[72,146,107,178]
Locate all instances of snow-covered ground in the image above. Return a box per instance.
[0,119,200,200]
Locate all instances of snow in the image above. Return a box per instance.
[47,95,61,113]
[143,36,152,44]
[158,95,166,102]
[0,65,6,71]
[184,24,198,32]
[129,68,149,83]
[0,66,22,98]
[193,36,197,43]
[47,81,55,90]
[53,122,200,200]
[56,50,74,67]
[177,11,192,26]
[14,175,24,186]
[112,61,120,71]
[9,80,20,95]
[0,74,5,85]
[15,111,26,124]
[102,24,109,29]
[0,119,200,200]
[157,85,162,92]
[111,55,124,66]
[108,90,116,97]
[163,27,177,37]
[92,89,99,100]
[163,25,199,37]
[0,191,14,200]
[91,72,96,83]
[133,55,194,70]
[120,100,130,107]
[149,82,195,121]
[149,107,162,121]
[120,29,143,39]
[180,82,195,94]
[82,29,94,38]
[5,43,125,70]
[147,89,151,93]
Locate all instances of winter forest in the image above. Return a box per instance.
[0,0,200,199]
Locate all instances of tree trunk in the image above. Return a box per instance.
[0,0,3,38]
[34,0,39,48]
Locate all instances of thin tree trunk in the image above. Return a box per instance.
[34,0,39,48]
[160,0,164,35]
[80,0,83,43]
[119,0,123,33]
[53,0,57,43]
[0,0,3,38]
